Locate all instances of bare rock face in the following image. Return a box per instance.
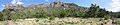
[4,4,24,11]
[25,1,70,10]
[50,2,69,8]
[4,4,13,9]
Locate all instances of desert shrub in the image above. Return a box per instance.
[59,10,67,17]
[11,15,19,21]
[104,15,110,20]
[0,13,5,21]
[1,16,8,21]
[35,19,39,22]
[34,12,48,18]
[51,10,60,17]
[49,16,55,20]
[117,21,120,25]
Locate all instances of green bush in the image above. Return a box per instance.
[117,21,120,25]
[11,15,19,21]
[104,15,110,20]
[1,16,8,21]
[49,16,55,20]
[0,13,4,21]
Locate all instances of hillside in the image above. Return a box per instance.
[0,1,120,25]
[0,2,120,20]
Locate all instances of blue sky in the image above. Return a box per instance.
[0,0,114,12]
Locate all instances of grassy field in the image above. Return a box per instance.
[0,18,112,25]
[0,21,7,25]
[116,18,120,25]
[14,18,110,25]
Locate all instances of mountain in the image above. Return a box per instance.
[25,2,85,10]
[1,1,120,21]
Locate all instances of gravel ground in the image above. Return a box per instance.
[7,20,16,25]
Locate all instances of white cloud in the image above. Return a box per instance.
[16,2,23,4]
[11,0,16,4]
[11,0,23,4]
[1,4,5,7]
[107,0,120,12]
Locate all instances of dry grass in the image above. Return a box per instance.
[0,21,7,25]
[0,18,111,25]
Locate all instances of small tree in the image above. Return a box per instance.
[59,9,68,17]
[104,11,110,20]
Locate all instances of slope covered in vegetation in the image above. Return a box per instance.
[0,2,119,21]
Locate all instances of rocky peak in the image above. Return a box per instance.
[50,2,69,9]
[4,4,24,11]
[4,4,13,9]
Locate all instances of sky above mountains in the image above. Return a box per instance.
[0,0,119,12]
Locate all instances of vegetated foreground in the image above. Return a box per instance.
[0,17,114,25]
[116,18,120,25]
